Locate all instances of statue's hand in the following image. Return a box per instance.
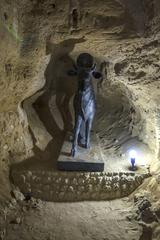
[92,71,102,79]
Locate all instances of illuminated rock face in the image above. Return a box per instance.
[0,0,160,199]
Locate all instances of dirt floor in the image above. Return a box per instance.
[1,197,141,240]
[1,178,160,240]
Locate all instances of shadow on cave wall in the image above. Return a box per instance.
[35,38,86,133]
[12,37,86,171]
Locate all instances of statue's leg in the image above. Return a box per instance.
[78,119,85,146]
[85,117,93,149]
[71,115,82,157]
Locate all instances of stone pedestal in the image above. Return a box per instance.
[57,137,104,172]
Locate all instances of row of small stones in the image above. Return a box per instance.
[12,171,149,201]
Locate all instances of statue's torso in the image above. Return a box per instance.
[74,71,96,120]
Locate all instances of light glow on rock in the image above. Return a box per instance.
[129,149,137,159]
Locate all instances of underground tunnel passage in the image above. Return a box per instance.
[11,44,153,202]
[0,0,160,240]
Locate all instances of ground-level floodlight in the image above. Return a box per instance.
[129,149,137,171]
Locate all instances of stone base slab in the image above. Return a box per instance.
[57,138,104,172]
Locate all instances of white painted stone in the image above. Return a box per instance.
[65,178,69,184]
[72,178,78,185]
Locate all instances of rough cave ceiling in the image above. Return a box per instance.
[0,0,159,111]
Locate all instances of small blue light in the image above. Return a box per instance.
[129,149,137,171]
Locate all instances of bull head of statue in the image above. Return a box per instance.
[68,53,102,79]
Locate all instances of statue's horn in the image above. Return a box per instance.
[91,63,96,71]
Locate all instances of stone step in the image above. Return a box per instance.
[11,169,150,202]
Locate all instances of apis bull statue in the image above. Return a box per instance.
[68,53,102,157]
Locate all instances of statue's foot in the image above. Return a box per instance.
[71,148,76,157]
[79,140,86,148]
[78,136,85,147]
[85,143,90,149]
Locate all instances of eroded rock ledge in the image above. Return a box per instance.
[11,170,150,202]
